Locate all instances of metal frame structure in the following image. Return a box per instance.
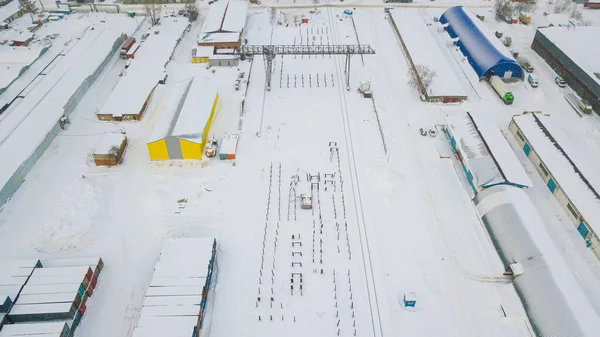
[240,45,376,91]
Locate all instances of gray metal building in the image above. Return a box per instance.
[531,27,600,113]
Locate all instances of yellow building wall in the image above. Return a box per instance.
[191,57,209,64]
[180,139,203,159]
[201,93,220,151]
[147,139,169,160]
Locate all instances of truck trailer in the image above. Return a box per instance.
[120,37,136,59]
[490,75,514,105]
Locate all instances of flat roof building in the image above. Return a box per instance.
[509,112,600,259]
[389,9,467,103]
[445,112,531,194]
[197,1,248,51]
[532,27,600,113]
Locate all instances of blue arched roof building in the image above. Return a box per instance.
[440,6,523,80]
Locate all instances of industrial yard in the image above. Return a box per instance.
[1,0,600,337]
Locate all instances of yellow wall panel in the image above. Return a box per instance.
[147,139,169,160]
[180,139,202,160]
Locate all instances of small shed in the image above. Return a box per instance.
[92,133,127,166]
[219,133,239,160]
[11,32,34,46]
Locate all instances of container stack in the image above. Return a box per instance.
[133,238,217,337]
[1,258,103,337]
[0,260,42,329]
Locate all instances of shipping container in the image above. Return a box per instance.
[41,257,104,277]
[519,12,532,24]
[219,133,239,160]
[20,283,86,297]
[0,321,70,337]
[127,43,141,59]
[143,295,202,307]
[9,302,77,322]
[32,266,93,280]
[121,37,136,56]
[145,286,204,297]
[16,293,81,306]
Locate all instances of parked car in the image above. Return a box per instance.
[578,99,593,114]
[527,73,538,88]
[555,76,566,87]
[159,72,168,85]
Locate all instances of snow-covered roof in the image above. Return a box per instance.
[0,0,20,22]
[198,32,240,44]
[148,78,218,143]
[537,27,600,86]
[446,112,530,189]
[172,79,217,141]
[0,322,68,335]
[97,19,188,117]
[474,185,600,337]
[440,6,522,79]
[201,0,248,34]
[446,114,502,189]
[93,132,126,155]
[193,46,214,57]
[220,133,238,154]
[512,113,600,234]
[0,45,48,90]
[0,20,137,194]
[469,112,531,188]
[390,9,466,98]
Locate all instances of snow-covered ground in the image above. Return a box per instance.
[0,1,600,337]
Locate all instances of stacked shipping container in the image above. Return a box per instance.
[0,258,103,337]
[133,238,217,337]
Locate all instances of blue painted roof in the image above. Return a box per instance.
[440,6,522,79]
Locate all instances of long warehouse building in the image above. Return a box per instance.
[440,6,522,80]
[531,27,600,113]
[509,112,600,259]
[445,111,531,194]
[389,9,467,103]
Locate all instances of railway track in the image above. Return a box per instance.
[324,4,384,337]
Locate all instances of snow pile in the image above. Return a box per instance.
[31,178,102,253]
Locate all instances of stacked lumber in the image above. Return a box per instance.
[133,238,216,337]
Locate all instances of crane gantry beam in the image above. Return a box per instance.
[239,44,376,90]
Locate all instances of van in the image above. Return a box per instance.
[555,76,566,87]
[578,99,593,114]
[527,73,538,88]
[125,59,132,69]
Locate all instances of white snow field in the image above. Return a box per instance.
[0,1,600,337]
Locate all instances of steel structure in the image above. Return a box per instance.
[240,44,376,90]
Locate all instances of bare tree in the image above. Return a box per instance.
[18,0,38,24]
[513,1,537,15]
[494,0,512,21]
[553,0,572,14]
[184,3,199,22]
[407,65,437,92]
[144,0,163,26]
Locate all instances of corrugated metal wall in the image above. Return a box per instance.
[531,30,600,112]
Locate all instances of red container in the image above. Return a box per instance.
[78,301,87,316]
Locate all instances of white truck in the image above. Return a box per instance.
[490,75,514,105]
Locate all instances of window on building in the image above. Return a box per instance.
[539,163,549,177]
[516,131,525,142]
[566,203,579,219]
